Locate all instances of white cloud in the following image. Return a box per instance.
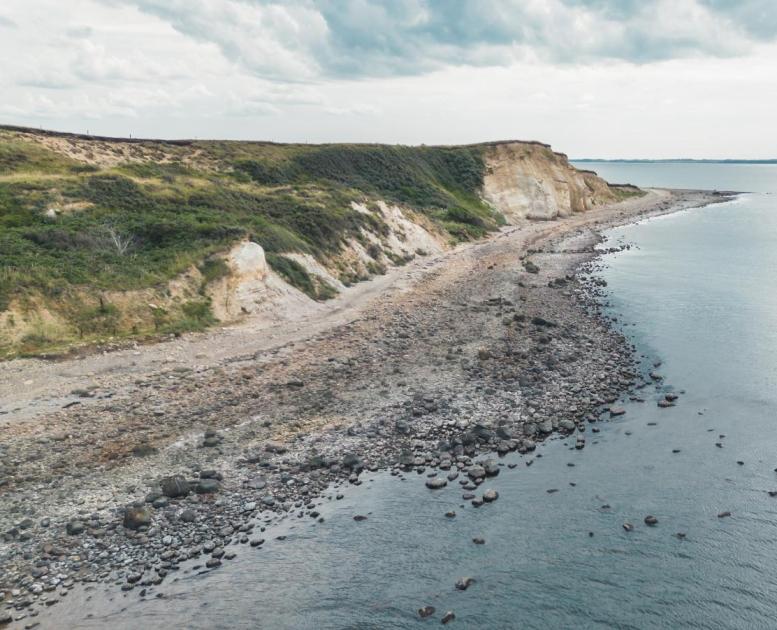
[0,0,776,157]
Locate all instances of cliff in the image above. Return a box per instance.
[0,126,634,357]
[481,141,617,221]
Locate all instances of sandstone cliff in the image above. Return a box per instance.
[480,141,617,221]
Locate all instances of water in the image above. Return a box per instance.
[38,164,777,629]
[572,160,777,194]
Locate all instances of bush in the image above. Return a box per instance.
[162,300,217,334]
[266,253,336,301]
[72,299,121,337]
[198,258,230,285]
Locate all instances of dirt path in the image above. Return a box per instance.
[0,188,674,427]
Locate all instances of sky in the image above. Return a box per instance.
[1,0,776,158]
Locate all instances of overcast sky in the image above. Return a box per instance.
[1,0,776,158]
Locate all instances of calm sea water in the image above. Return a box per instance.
[38,164,777,629]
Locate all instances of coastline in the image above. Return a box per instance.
[0,188,735,626]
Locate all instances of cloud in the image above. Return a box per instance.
[112,0,777,81]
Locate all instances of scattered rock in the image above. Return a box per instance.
[455,577,475,591]
[482,489,499,503]
[195,478,220,494]
[418,606,436,619]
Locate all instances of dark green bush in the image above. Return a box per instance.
[266,253,336,301]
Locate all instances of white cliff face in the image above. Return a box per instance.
[208,241,316,321]
[481,142,614,222]
[229,241,269,279]
[226,241,270,315]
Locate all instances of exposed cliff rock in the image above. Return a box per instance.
[481,141,617,221]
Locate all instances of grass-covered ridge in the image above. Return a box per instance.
[0,127,507,356]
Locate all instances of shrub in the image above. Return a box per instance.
[266,253,336,301]
[198,258,230,285]
[72,299,121,337]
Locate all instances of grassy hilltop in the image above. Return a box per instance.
[0,126,506,356]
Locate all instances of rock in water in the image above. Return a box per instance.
[623,522,634,532]
[426,477,447,490]
[441,611,456,624]
[483,460,500,477]
[467,466,486,480]
[418,606,436,619]
[455,577,475,591]
[482,489,499,503]
[644,515,658,526]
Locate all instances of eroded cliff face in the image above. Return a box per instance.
[481,141,616,222]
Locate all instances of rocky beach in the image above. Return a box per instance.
[0,188,732,627]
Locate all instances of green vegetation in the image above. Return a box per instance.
[0,129,509,356]
[266,253,337,300]
[172,299,217,333]
[610,184,646,201]
[71,299,120,337]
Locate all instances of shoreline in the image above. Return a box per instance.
[0,188,735,626]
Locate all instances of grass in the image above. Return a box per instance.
[610,184,647,200]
